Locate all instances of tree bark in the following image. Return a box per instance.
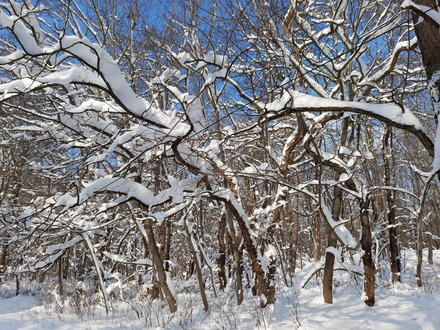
[143,218,178,313]
[323,118,350,304]
[58,257,64,298]
[410,1,440,82]
[360,199,375,306]
[217,214,227,291]
[292,174,300,274]
[323,187,342,304]
[184,218,209,311]
[218,198,274,307]
[63,248,70,280]
[428,235,433,265]
[226,209,244,305]
[416,211,424,288]
[409,0,440,288]
[0,244,8,280]
[382,125,401,283]
[314,210,322,272]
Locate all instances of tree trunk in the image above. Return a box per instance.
[323,229,338,304]
[360,199,375,306]
[323,185,343,304]
[292,174,300,274]
[314,214,322,259]
[143,218,178,313]
[164,220,173,272]
[416,213,424,288]
[382,125,401,283]
[15,273,19,296]
[314,210,322,277]
[0,244,8,280]
[428,235,433,265]
[220,198,275,307]
[323,118,350,303]
[184,218,209,311]
[217,213,227,291]
[63,248,70,280]
[410,0,440,119]
[58,257,64,298]
[314,166,322,277]
[226,209,244,305]
[408,0,440,288]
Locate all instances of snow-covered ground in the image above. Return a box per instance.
[1,249,439,329]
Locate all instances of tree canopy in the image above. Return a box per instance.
[1,0,440,312]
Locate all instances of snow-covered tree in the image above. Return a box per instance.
[0,0,439,312]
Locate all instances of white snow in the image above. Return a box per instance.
[54,176,198,214]
[289,90,425,130]
[1,249,439,329]
[402,1,440,27]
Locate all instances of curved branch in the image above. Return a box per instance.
[265,91,434,157]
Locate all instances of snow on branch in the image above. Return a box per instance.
[264,90,434,157]
[402,0,440,27]
[0,2,187,133]
[54,176,198,213]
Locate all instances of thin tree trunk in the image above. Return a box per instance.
[323,216,339,303]
[63,248,70,280]
[143,218,178,313]
[217,213,227,291]
[15,273,19,296]
[428,235,433,265]
[323,184,344,304]
[323,118,350,304]
[0,244,8,279]
[58,257,64,298]
[314,166,322,278]
[165,220,173,271]
[209,79,228,292]
[269,114,308,284]
[360,199,375,306]
[226,209,244,305]
[315,211,322,263]
[292,174,299,274]
[184,218,209,311]
[218,198,274,307]
[82,234,110,314]
[382,125,401,283]
[416,213,423,287]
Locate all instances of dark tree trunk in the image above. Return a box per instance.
[323,186,342,304]
[314,210,322,277]
[217,214,227,291]
[382,125,401,283]
[428,235,433,265]
[323,228,338,304]
[144,218,177,313]
[292,175,300,274]
[63,248,70,280]
[408,0,440,288]
[164,220,173,272]
[220,199,274,307]
[323,117,350,304]
[15,274,20,296]
[58,257,64,298]
[360,199,375,306]
[0,244,8,280]
[226,210,244,305]
[410,1,440,87]
[184,219,209,311]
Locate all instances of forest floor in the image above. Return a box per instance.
[0,249,439,329]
